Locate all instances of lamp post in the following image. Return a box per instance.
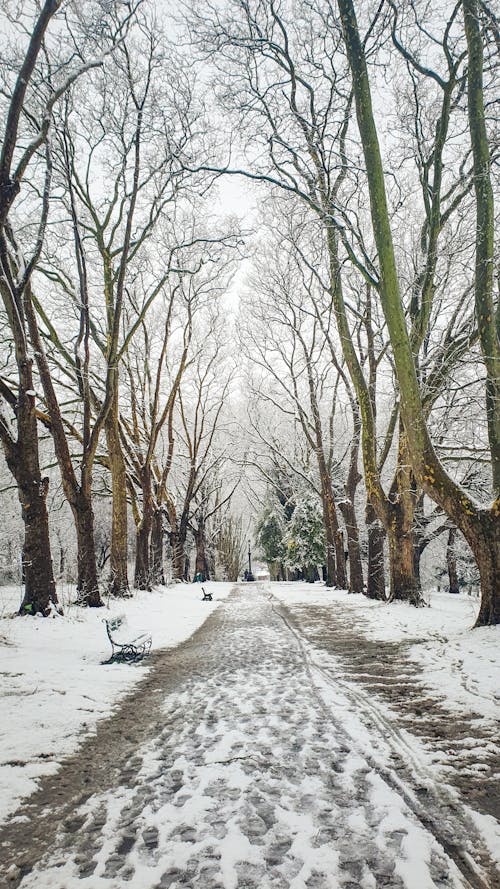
[247,540,254,582]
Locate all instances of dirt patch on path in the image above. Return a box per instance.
[275,598,500,824]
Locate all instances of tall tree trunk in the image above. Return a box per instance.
[387,514,421,606]
[73,492,101,606]
[413,538,422,594]
[321,475,347,589]
[134,525,151,590]
[411,493,427,597]
[334,528,347,588]
[11,384,58,616]
[340,398,364,594]
[472,515,500,623]
[463,0,500,493]
[322,502,336,588]
[18,462,58,616]
[134,467,152,590]
[0,280,59,616]
[166,500,186,582]
[58,538,65,579]
[170,530,185,581]
[105,385,130,597]
[194,523,210,580]
[23,280,104,607]
[150,508,165,586]
[302,346,347,588]
[387,436,423,604]
[447,527,459,594]
[365,501,386,600]
[339,499,364,593]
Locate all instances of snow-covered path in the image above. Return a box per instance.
[1,587,497,889]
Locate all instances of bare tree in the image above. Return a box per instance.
[0,0,133,613]
[164,308,234,580]
[214,512,245,581]
[32,9,212,597]
[240,218,355,589]
[189,0,498,621]
[337,0,500,624]
[120,229,238,587]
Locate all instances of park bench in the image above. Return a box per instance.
[202,587,213,601]
[102,615,152,663]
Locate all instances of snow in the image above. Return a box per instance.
[466,806,500,868]
[270,583,499,728]
[1,582,498,889]
[269,582,500,876]
[0,581,233,822]
[11,587,489,889]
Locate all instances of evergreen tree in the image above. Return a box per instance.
[284,495,326,582]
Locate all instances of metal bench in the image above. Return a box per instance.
[202,587,213,601]
[102,615,152,663]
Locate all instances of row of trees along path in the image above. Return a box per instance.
[0,0,499,626]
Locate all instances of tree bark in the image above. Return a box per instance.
[134,466,152,590]
[180,517,190,581]
[166,499,184,582]
[134,525,151,591]
[413,538,422,594]
[2,374,59,616]
[169,530,185,581]
[365,501,386,600]
[463,0,500,494]
[340,400,364,594]
[74,493,101,606]
[18,461,58,616]
[322,502,336,588]
[150,508,165,586]
[105,386,130,597]
[194,523,210,581]
[387,432,424,604]
[472,515,500,623]
[387,519,422,606]
[320,472,347,589]
[24,285,104,607]
[339,499,364,593]
[447,527,459,594]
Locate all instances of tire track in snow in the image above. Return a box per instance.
[269,593,498,889]
[280,601,499,822]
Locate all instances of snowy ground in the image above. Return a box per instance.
[2,585,497,889]
[0,581,233,821]
[271,584,499,728]
[0,582,498,889]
